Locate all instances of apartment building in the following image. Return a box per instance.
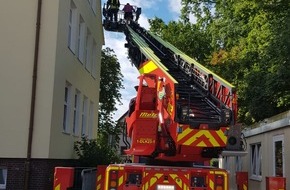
[0,0,104,189]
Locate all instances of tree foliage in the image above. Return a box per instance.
[98,47,124,146]
[149,17,211,63]
[74,136,120,167]
[74,48,124,166]
[150,0,290,124]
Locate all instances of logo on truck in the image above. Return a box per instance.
[137,138,155,144]
[139,112,158,118]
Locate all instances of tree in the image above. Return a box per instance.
[149,17,211,63]
[74,48,124,166]
[153,0,290,124]
[74,136,120,166]
[98,47,124,148]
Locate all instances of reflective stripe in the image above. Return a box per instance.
[109,0,119,8]
[110,5,118,8]
[54,184,60,190]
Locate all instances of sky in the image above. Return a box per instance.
[101,0,183,120]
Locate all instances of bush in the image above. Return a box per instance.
[74,136,121,167]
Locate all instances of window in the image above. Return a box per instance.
[250,143,262,180]
[91,0,97,14]
[273,135,284,177]
[0,168,7,189]
[73,89,81,135]
[91,41,97,78]
[88,0,97,14]
[88,101,94,139]
[63,82,72,133]
[81,96,88,136]
[68,1,78,53]
[77,16,86,63]
[85,30,93,71]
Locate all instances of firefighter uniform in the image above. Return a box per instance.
[107,0,120,22]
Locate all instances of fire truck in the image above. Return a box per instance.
[54,4,245,190]
[96,4,244,190]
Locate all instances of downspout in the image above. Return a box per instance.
[24,0,42,189]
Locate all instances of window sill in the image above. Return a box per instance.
[62,131,70,135]
[250,175,262,181]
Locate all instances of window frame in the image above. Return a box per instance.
[81,96,89,136]
[250,143,262,181]
[92,0,97,14]
[68,1,78,54]
[73,89,81,136]
[85,30,93,72]
[89,0,97,14]
[88,101,94,139]
[63,82,72,133]
[91,41,97,78]
[0,168,7,189]
[273,134,284,177]
[77,15,86,63]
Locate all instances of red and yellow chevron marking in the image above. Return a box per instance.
[243,183,248,190]
[142,172,189,189]
[54,184,60,190]
[209,179,215,190]
[96,174,102,190]
[118,175,124,187]
[177,126,227,147]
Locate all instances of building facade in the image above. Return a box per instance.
[0,0,104,189]
[241,110,289,190]
[222,110,289,190]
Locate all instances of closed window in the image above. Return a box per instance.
[81,96,88,136]
[88,101,94,139]
[88,0,97,14]
[250,143,262,180]
[92,0,97,14]
[273,135,284,177]
[68,1,78,53]
[63,82,72,133]
[0,168,7,189]
[77,16,86,63]
[73,89,81,135]
[85,30,93,71]
[91,41,97,78]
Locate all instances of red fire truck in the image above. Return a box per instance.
[96,164,228,190]
[97,3,244,190]
[54,4,245,190]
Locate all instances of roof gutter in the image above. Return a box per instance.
[24,0,42,189]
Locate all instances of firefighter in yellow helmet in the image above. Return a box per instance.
[106,0,120,22]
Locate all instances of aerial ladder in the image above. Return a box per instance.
[103,4,242,164]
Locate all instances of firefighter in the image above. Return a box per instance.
[135,7,141,22]
[106,0,120,22]
[122,3,134,24]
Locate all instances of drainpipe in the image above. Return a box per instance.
[24,0,42,189]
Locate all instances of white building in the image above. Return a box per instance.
[241,110,289,190]
[223,110,289,190]
[0,0,103,189]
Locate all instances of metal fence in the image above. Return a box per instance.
[81,168,97,190]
